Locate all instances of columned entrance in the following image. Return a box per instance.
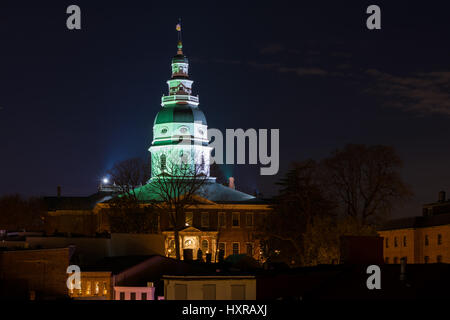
[163,227,218,261]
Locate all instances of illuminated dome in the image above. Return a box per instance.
[154,105,207,126]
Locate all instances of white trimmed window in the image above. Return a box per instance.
[232,242,240,255]
[232,213,240,227]
[218,212,226,227]
[201,212,209,227]
[245,213,253,227]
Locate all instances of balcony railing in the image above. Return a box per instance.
[161,95,199,105]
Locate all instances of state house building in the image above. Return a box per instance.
[378,191,450,264]
[44,31,272,262]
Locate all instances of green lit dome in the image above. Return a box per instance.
[154,105,207,125]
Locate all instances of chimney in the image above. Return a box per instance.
[57,186,61,197]
[228,177,235,190]
[438,191,446,202]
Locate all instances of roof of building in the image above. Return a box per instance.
[123,180,262,204]
[154,105,207,125]
[44,191,114,211]
[378,212,450,231]
[80,255,156,274]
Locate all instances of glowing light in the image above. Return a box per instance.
[102,178,109,184]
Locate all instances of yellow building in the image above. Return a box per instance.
[378,191,450,264]
[69,271,112,300]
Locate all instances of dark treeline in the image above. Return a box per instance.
[257,144,412,266]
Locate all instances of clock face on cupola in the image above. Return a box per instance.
[149,27,211,179]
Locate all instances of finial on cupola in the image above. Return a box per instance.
[176,18,183,55]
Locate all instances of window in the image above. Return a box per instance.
[103,282,107,295]
[425,235,429,246]
[201,212,209,227]
[245,213,253,227]
[232,213,240,227]
[438,234,442,245]
[385,238,389,248]
[202,239,209,253]
[168,215,174,228]
[130,292,136,300]
[185,212,193,226]
[401,256,407,263]
[394,237,398,247]
[95,281,100,295]
[169,239,175,254]
[403,236,407,247]
[179,126,188,134]
[393,257,398,264]
[232,242,240,255]
[437,255,443,263]
[231,285,246,300]
[141,292,147,300]
[200,155,205,171]
[219,242,226,256]
[203,284,216,300]
[246,243,253,256]
[120,292,125,300]
[385,257,389,264]
[86,281,91,295]
[218,212,226,227]
[175,284,187,300]
[424,256,429,264]
[160,154,166,171]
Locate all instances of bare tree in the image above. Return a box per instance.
[256,160,335,266]
[301,215,377,266]
[323,144,412,224]
[103,157,158,234]
[147,154,209,260]
[107,157,150,201]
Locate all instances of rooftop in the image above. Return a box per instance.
[378,212,450,231]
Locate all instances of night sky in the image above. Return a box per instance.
[0,1,449,218]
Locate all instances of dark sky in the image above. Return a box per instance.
[0,1,449,218]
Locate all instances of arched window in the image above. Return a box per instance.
[201,239,209,252]
[160,154,166,171]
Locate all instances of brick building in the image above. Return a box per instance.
[0,247,71,300]
[378,191,450,264]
